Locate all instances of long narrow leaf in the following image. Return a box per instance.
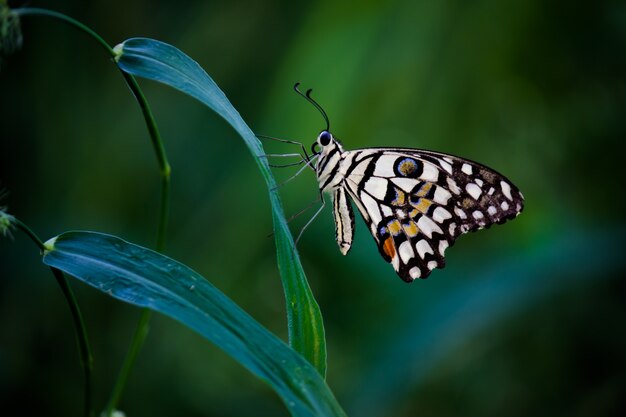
[43,231,345,417]
[113,38,326,375]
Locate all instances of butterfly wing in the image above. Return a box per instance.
[339,148,524,282]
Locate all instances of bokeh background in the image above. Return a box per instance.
[1,0,625,416]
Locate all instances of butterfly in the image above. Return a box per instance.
[287,84,524,282]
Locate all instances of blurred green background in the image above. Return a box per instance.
[1,0,625,416]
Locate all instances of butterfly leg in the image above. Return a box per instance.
[294,190,326,246]
[265,193,323,240]
[271,154,319,191]
[285,194,323,224]
[257,134,312,167]
[261,153,309,168]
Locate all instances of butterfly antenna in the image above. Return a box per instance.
[294,82,330,132]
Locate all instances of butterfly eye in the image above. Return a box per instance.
[319,131,332,146]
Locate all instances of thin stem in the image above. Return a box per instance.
[14,218,94,417]
[14,8,114,58]
[120,71,171,251]
[15,7,172,415]
[104,309,151,416]
[14,9,172,237]
[13,218,45,251]
[50,267,94,417]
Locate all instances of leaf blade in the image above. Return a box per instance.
[114,37,326,375]
[43,231,344,417]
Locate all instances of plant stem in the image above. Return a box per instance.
[119,71,171,251]
[104,308,151,416]
[15,7,172,415]
[103,72,170,417]
[14,218,94,417]
[50,267,94,417]
[14,8,114,58]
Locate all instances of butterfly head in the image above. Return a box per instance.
[312,130,342,156]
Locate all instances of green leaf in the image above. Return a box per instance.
[43,231,345,417]
[113,37,326,375]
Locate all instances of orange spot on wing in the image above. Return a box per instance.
[382,237,396,260]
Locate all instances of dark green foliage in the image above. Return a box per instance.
[1,0,624,416]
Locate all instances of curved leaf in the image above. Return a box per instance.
[43,231,345,417]
[113,37,326,375]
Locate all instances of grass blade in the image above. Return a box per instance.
[43,231,344,417]
[113,37,326,375]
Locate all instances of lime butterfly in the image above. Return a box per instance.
[282,84,524,282]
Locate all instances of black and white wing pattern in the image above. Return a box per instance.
[335,148,524,282]
[310,128,524,282]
